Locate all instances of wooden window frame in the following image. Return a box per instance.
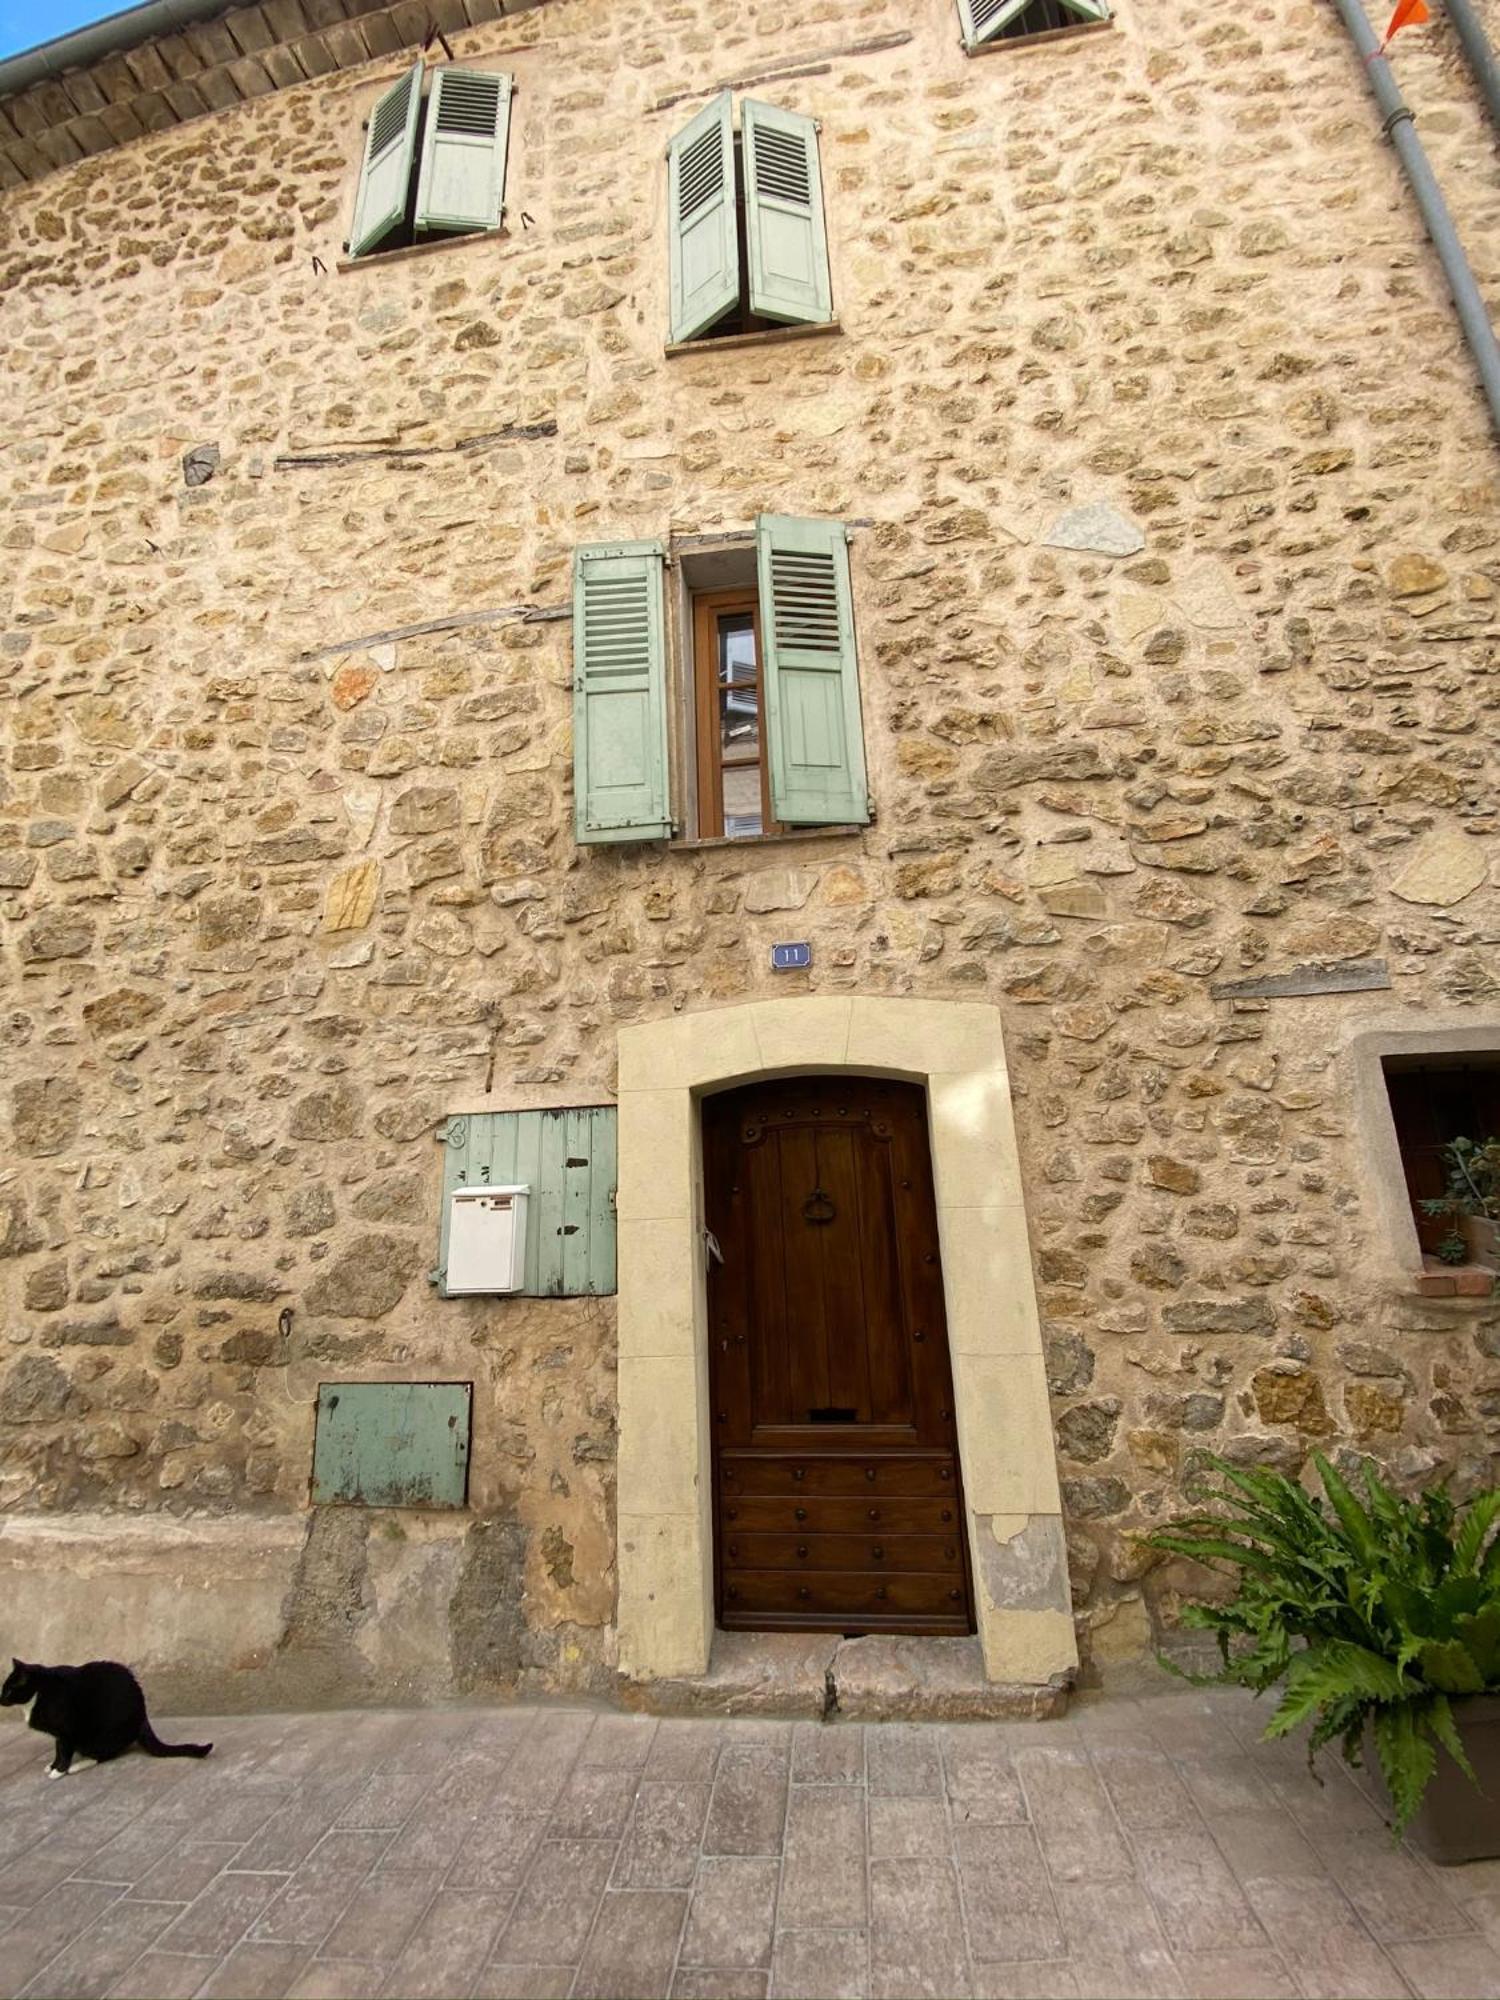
[692,586,780,842]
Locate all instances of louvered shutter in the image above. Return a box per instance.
[573,542,673,845]
[742,100,832,328]
[958,0,1106,44]
[349,59,423,257]
[415,68,512,236]
[757,516,869,828]
[667,91,739,345]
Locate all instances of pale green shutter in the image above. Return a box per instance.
[349,59,423,257]
[667,91,739,344]
[757,515,869,828]
[415,69,512,236]
[742,101,832,328]
[573,542,672,844]
[959,0,1106,44]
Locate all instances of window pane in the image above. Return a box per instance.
[722,762,763,838]
[720,683,759,758]
[718,612,759,758]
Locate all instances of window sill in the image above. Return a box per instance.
[674,823,865,853]
[1411,1260,1497,1301]
[665,320,843,359]
[337,227,509,274]
[965,16,1113,55]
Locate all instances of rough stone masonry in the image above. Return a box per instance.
[0,0,1498,1703]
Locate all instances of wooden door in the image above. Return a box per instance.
[704,1076,975,1636]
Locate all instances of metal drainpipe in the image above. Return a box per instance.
[1328,0,1500,436]
[1445,0,1500,132]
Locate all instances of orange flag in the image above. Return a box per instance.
[1378,0,1430,49]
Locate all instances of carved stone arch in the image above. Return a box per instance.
[614,995,1076,1692]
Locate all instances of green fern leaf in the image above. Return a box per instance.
[1454,1605,1500,1685]
[1417,1639,1486,1695]
[1314,1453,1380,1565]
[1373,1703,1437,1839]
[1265,1641,1406,1738]
[1453,1491,1500,1576]
[1427,1693,1479,1785]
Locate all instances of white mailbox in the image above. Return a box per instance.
[446,1184,529,1294]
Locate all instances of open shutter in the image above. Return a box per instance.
[573,542,672,844]
[958,0,1106,44]
[758,515,869,828]
[349,59,423,257]
[667,91,739,345]
[743,100,832,328]
[415,68,512,236]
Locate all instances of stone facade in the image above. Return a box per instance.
[2,0,1499,1702]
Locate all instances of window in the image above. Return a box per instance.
[666,93,833,346]
[958,0,1110,51]
[347,59,512,260]
[572,517,870,846]
[694,591,776,840]
[1382,1055,1500,1257]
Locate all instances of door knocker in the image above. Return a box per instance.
[802,1186,837,1225]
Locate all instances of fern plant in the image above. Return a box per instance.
[1145,1454,1500,1836]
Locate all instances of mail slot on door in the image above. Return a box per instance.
[446,1185,529,1294]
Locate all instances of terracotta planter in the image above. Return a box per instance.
[1464,1215,1500,1271]
[1364,1695,1500,1864]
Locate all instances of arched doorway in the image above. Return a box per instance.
[614,995,1076,1691]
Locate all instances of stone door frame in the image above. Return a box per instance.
[614,995,1077,1689]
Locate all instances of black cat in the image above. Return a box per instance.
[0,1659,213,1777]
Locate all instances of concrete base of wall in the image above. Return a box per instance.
[0,1506,599,1711]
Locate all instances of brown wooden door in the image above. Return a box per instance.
[704,1076,976,1637]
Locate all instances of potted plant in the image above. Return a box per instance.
[1146,1453,1500,1861]
[1421,1135,1500,1270]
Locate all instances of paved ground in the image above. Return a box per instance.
[0,1688,1498,2000]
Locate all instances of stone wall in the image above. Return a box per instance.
[2,0,1499,1696]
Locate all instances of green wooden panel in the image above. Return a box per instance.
[573,542,672,844]
[436,1107,618,1297]
[311,1382,471,1507]
[743,100,832,328]
[415,67,511,236]
[757,513,871,827]
[667,91,739,344]
[349,58,423,257]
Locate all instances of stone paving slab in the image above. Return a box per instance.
[0,1689,1497,1999]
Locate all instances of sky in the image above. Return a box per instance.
[1,0,122,63]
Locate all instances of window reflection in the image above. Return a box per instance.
[718,613,763,839]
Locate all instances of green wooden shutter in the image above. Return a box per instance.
[573,541,672,844]
[757,515,869,828]
[437,1107,618,1298]
[959,0,1106,43]
[349,59,423,257]
[415,68,512,236]
[742,100,832,327]
[667,91,739,344]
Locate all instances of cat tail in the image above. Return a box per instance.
[137,1721,213,1759]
